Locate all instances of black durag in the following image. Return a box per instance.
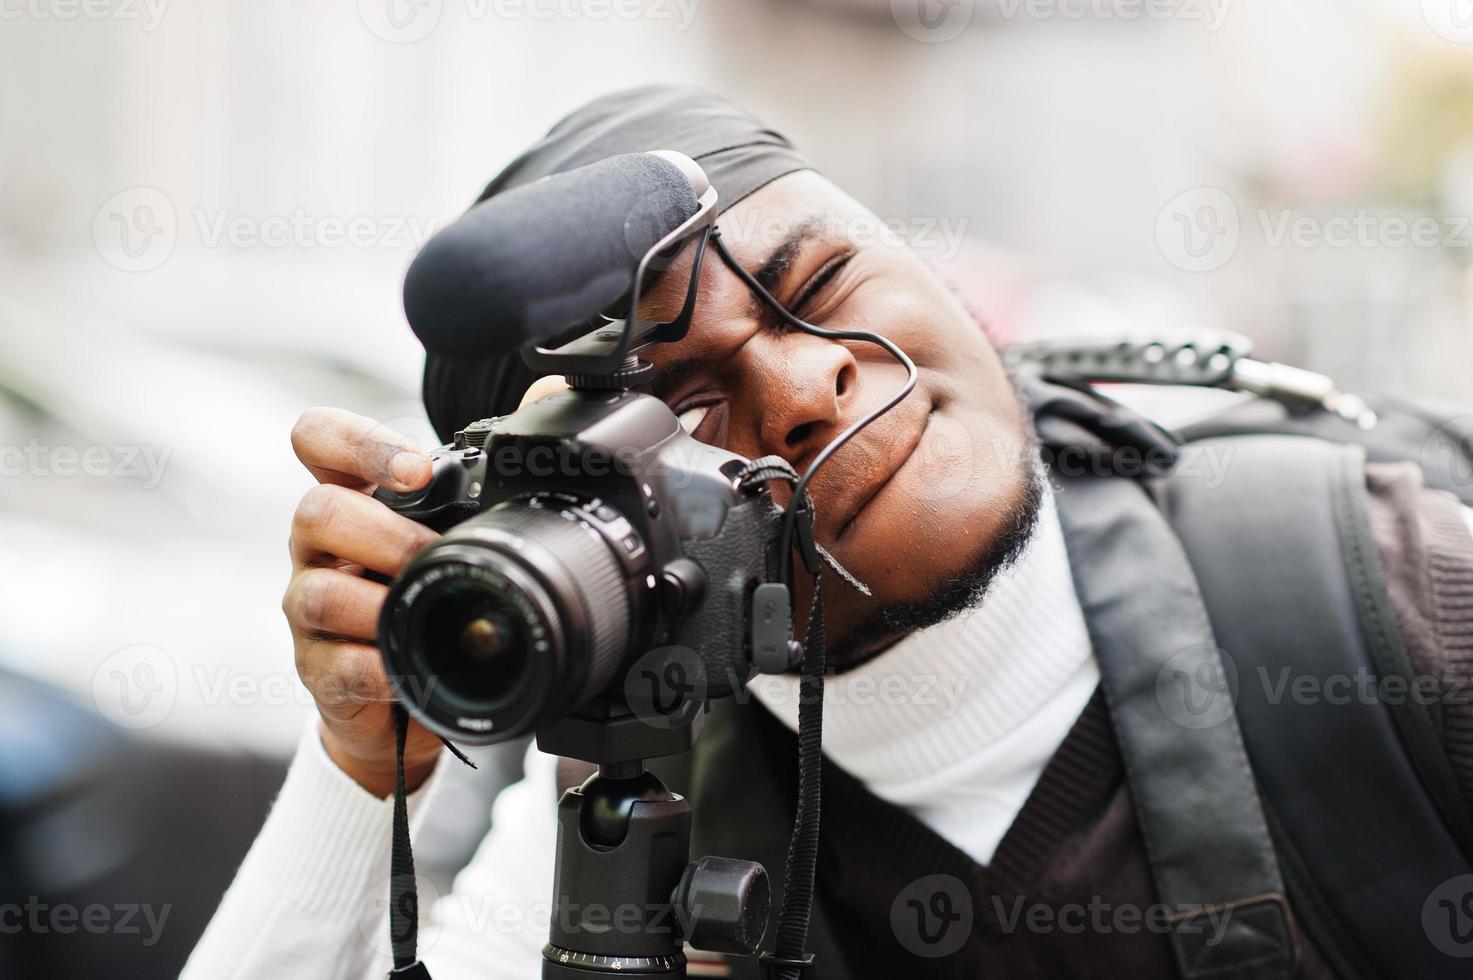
[420,84,813,441]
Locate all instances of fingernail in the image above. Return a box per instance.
[390,450,429,488]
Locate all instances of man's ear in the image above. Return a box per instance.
[518,375,569,409]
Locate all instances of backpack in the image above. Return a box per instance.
[1014,332,1473,979]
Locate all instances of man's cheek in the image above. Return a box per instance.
[910,411,990,503]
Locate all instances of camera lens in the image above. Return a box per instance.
[417,585,529,706]
[379,499,634,744]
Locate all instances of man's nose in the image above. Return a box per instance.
[757,333,858,463]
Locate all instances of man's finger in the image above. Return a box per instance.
[294,638,396,711]
[289,483,439,575]
[519,375,568,409]
[290,406,433,493]
[284,567,389,641]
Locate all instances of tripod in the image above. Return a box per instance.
[537,701,770,978]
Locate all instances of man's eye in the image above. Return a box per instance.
[677,404,710,434]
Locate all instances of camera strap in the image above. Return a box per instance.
[762,572,825,980]
[386,704,476,980]
[734,458,827,980]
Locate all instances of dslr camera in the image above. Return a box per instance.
[374,386,795,757]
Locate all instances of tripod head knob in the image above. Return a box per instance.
[673,856,771,957]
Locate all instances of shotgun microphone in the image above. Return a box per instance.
[403,151,707,358]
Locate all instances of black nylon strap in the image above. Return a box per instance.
[1161,436,1473,979]
[764,575,824,980]
[389,704,423,975]
[1054,471,1297,980]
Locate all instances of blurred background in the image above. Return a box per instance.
[1,0,1470,975]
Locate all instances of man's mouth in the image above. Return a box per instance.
[833,402,934,542]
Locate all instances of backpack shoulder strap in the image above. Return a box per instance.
[1053,466,1298,980]
[1159,434,1473,979]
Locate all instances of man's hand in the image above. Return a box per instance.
[283,407,443,798]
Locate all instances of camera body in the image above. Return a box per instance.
[376,386,791,757]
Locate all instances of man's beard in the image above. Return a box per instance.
[826,445,1046,672]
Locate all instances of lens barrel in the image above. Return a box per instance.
[379,500,632,743]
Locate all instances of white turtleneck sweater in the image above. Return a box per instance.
[181,490,1097,980]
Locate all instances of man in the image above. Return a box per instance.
[183,87,1473,978]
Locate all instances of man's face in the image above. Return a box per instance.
[636,171,1039,666]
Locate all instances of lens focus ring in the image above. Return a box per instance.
[474,502,631,697]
